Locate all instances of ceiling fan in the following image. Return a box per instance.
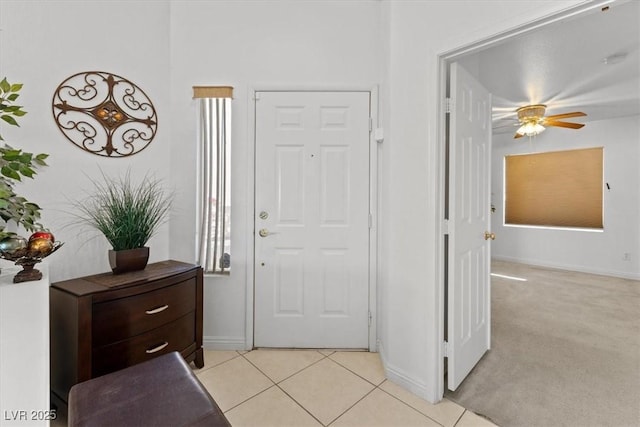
[513,104,586,139]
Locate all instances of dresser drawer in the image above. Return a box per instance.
[92,312,195,377]
[92,278,196,347]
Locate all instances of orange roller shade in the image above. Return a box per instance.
[505,147,603,229]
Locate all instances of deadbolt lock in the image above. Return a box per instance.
[259,211,269,220]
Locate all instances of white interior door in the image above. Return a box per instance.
[254,91,370,348]
[448,62,492,391]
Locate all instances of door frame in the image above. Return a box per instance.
[245,85,380,351]
[435,0,616,399]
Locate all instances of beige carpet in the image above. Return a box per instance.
[446,260,640,427]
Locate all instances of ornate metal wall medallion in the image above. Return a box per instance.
[52,71,157,157]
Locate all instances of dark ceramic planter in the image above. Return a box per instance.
[108,246,149,274]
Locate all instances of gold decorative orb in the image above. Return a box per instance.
[28,237,54,256]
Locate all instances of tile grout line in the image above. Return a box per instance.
[218,351,283,414]
[242,349,329,426]
[375,382,447,427]
[221,383,279,415]
[197,350,281,415]
[274,382,327,426]
[324,386,378,426]
[192,350,243,376]
[326,353,385,388]
[303,353,380,425]
[242,349,330,384]
[453,409,467,426]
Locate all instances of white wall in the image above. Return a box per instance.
[491,115,640,279]
[0,0,172,281]
[168,1,384,349]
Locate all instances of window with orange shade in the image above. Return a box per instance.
[504,147,603,229]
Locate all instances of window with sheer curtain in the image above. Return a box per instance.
[194,86,233,274]
[504,147,603,229]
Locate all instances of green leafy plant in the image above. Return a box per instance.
[0,78,49,240]
[72,171,173,251]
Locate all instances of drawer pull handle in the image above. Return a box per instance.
[146,342,169,354]
[145,305,169,315]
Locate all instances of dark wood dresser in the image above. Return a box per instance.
[50,260,204,409]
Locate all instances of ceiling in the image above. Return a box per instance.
[457,0,640,134]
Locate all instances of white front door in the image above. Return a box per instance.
[254,91,370,348]
[448,62,493,390]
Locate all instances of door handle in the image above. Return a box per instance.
[484,231,496,240]
[259,228,279,238]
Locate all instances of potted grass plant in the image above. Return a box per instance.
[73,170,172,274]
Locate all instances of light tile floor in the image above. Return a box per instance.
[195,349,498,427]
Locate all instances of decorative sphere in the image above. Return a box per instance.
[28,238,54,256]
[0,235,28,255]
[29,231,55,243]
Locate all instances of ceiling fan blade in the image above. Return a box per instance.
[544,111,586,121]
[513,132,524,139]
[544,120,585,129]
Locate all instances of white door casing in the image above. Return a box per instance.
[448,62,492,391]
[254,91,371,348]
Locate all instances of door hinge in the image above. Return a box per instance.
[445,97,452,114]
[442,219,450,235]
[443,341,449,358]
[368,311,373,326]
[369,117,373,132]
[368,213,373,229]
[254,92,261,101]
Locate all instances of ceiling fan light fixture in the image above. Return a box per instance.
[512,104,586,139]
[516,121,546,136]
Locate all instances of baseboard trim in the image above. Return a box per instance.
[378,340,438,403]
[492,255,640,281]
[203,336,247,350]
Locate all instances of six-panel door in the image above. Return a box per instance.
[254,91,371,348]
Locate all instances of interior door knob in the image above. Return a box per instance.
[484,231,496,240]
[258,228,279,238]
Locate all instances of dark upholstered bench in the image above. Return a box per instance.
[68,351,230,427]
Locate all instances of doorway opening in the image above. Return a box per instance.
[438,0,619,399]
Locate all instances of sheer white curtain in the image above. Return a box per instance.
[194,86,232,274]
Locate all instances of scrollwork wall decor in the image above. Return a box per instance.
[52,71,158,157]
